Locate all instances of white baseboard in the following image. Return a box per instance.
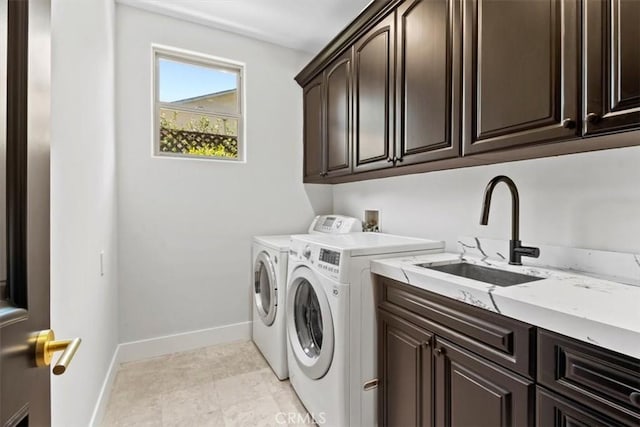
[89,321,251,427]
[89,344,122,427]
[117,321,252,363]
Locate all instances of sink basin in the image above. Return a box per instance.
[416,262,544,287]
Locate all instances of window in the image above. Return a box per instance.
[153,47,244,161]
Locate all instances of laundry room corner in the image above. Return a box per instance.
[303,183,334,216]
[114,4,333,351]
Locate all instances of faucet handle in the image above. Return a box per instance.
[529,247,540,258]
[509,240,540,265]
[514,244,540,258]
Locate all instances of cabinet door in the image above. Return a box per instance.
[537,387,625,427]
[584,0,640,135]
[324,49,353,178]
[354,13,395,173]
[462,0,579,155]
[537,329,640,426]
[396,0,461,165]
[379,310,433,427]
[434,338,534,427]
[303,75,324,181]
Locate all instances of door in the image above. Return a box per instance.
[286,266,334,380]
[434,338,535,427]
[353,12,395,172]
[584,0,640,135]
[395,0,461,165]
[462,0,579,155]
[253,251,277,326]
[323,48,353,178]
[303,74,324,182]
[378,310,433,427]
[2,0,51,425]
[537,387,623,427]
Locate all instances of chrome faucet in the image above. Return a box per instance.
[480,175,540,265]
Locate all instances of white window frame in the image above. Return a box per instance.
[151,44,246,162]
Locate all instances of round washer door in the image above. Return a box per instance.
[286,266,334,380]
[254,251,277,326]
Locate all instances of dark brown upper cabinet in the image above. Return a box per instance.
[353,13,396,173]
[296,0,640,184]
[302,75,324,182]
[396,0,461,165]
[584,0,640,135]
[462,0,579,155]
[324,49,353,178]
[302,51,353,182]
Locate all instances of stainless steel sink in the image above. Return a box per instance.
[415,262,544,287]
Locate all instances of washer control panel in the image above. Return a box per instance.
[319,249,340,266]
[290,239,345,281]
[316,249,341,278]
[317,248,342,279]
[309,215,362,234]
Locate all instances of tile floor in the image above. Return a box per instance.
[102,341,310,426]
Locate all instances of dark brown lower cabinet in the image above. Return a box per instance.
[434,338,534,427]
[378,311,534,427]
[378,277,535,427]
[379,311,433,427]
[377,276,640,427]
[537,329,640,426]
[537,387,624,427]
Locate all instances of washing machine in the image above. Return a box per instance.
[286,233,444,426]
[251,215,362,380]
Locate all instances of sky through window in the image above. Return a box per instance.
[159,58,237,103]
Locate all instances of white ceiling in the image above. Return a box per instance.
[117,0,373,53]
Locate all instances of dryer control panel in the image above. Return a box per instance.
[309,215,362,235]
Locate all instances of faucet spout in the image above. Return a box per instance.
[480,175,520,241]
[479,175,538,265]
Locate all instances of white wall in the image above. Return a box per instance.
[115,5,332,343]
[50,0,119,426]
[334,144,640,254]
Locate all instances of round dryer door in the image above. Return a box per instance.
[287,266,334,380]
[254,251,277,326]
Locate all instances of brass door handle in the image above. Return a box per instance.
[35,329,81,375]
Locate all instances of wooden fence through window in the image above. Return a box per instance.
[159,128,238,156]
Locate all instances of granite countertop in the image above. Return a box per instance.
[371,252,640,359]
